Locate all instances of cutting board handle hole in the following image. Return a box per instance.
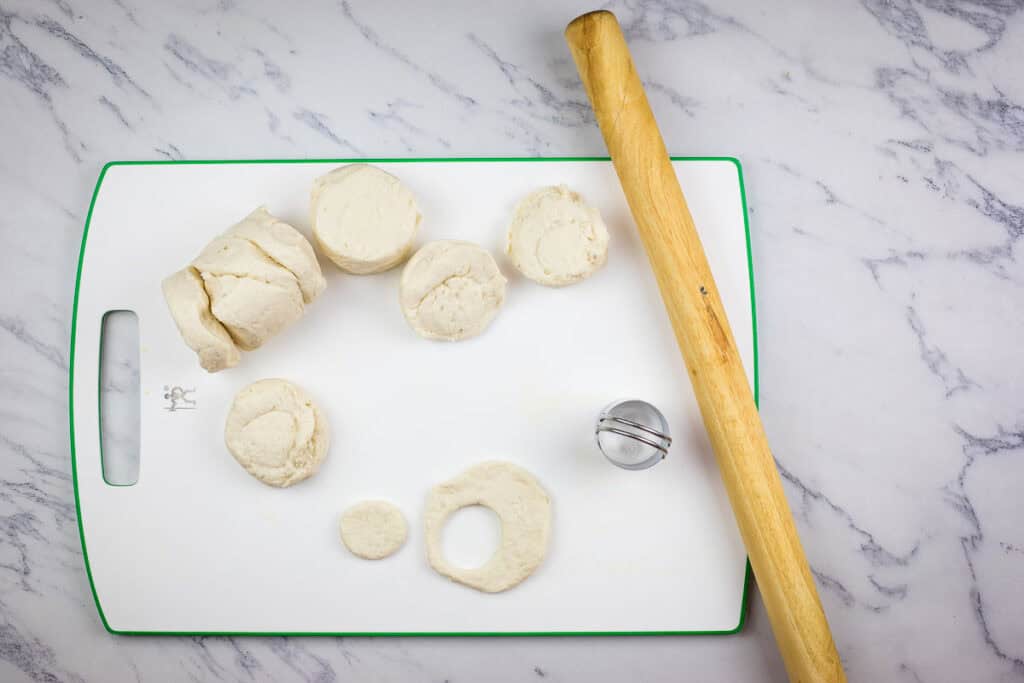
[99,310,140,486]
[442,505,501,570]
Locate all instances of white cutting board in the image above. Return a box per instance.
[70,158,755,635]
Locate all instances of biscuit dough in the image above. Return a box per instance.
[312,164,421,274]
[192,237,305,351]
[224,379,329,487]
[424,461,551,593]
[164,207,323,367]
[339,501,408,560]
[160,267,240,372]
[506,185,609,286]
[399,240,507,341]
[226,206,326,303]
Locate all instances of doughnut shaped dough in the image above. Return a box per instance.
[339,501,408,560]
[161,267,240,373]
[193,237,304,351]
[224,379,329,487]
[399,240,507,341]
[312,164,421,274]
[225,206,326,304]
[425,461,551,593]
[507,185,609,286]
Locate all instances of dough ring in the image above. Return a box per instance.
[339,501,408,560]
[224,378,330,487]
[424,461,551,593]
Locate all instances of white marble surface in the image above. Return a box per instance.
[1,0,1022,681]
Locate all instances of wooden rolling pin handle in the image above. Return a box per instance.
[566,11,845,683]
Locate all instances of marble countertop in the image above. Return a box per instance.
[1,0,1022,681]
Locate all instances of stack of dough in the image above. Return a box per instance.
[161,268,241,372]
[162,206,325,372]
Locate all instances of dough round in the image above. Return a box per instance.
[193,236,304,351]
[506,185,609,286]
[339,501,408,560]
[424,461,551,593]
[311,164,421,274]
[399,240,507,341]
[161,267,240,373]
[226,206,326,304]
[224,379,330,487]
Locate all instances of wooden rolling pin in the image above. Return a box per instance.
[565,11,844,683]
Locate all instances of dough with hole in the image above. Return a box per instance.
[424,461,551,593]
[224,379,329,487]
[399,240,507,341]
[339,501,408,560]
[161,267,241,373]
[312,164,421,274]
[506,185,609,286]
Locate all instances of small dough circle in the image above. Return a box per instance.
[425,461,551,593]
[339,501,408,560]
[507,185,609,286]
[224,379,330,487]
[311,164,421,274]
[399,240,507,341]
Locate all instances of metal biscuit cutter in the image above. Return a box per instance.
[595,399,672,470]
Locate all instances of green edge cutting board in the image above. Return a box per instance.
[70,158,755,636]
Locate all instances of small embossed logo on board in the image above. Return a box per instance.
[163,385,196,412]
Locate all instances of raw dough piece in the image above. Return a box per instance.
[506,185,609,286]
[225,206,326,303]
[161,267,240,372]
[399,240,507,341]
[224,379,330,488]
[339,501,408,560]
[193,237,304,351]
[311,164,421,274]
[164,207,322,368]
[424,461,551,593]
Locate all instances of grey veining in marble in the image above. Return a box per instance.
[1,0,1023,681]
